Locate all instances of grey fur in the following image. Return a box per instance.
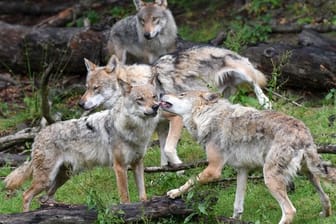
[5,81,160,211]
[108,0,177,64]
[161,90,336,224]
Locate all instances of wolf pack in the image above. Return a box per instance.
[4,1,336,223]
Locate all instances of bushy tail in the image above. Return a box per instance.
[239,57,267,87]
[305,147,336,183]
[4,161,33,191]
[216,55,267,88]
[251,67,267,87]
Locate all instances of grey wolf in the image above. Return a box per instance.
[4,78,160,212]
[160,90,336,224]
[79,56,183,167]
[107,0,177,64]
[152,45,271,109]
[80,45,271,166]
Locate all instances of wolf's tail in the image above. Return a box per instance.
[250,66,267,87]
[216,55,267,88]
[305,146,336,183]
[4,161,33,191]
[236,57,267,87]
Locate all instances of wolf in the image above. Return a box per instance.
[107,0,177,64]
[4,78,160,212]
[160,90,336,224]
[80,45,271,166]
[79,56,184,167]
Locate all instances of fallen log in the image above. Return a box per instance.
[0,204,97,224]
[0,152,27,167]
[0,127,39,151]
[271,23,336,33]
[0,196,251,224]
[0,20,335,93]
[0,21,108,75]
[144,160,208,173]
[317,144,336,154]
[0,1,74,16]
[242,30,336,91]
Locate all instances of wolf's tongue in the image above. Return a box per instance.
[160,101,172,109]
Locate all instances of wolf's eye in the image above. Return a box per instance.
[136,97,144,104]
[153,95,158,100]
[179,93,186,97]
[153,17,160,24]
[139,18,145,25]
[93,86,100,92]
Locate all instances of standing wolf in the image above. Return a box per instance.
[80,45,271,167]
[4,79,160,212]
[160,90,336,224]
[107,0,177,64]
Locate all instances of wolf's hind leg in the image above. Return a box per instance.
[41,165,71,204]
[264,165,296,224]
[23,173,49,212]
[305,170,331,217]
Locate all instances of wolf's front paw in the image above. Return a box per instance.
[167,189,181,199]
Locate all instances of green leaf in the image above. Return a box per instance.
[198,203,208,215]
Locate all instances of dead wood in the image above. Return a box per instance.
[35,1,119,28]
[317,144,336,154]
[0,1,74,16]
[0,21,335,94]
[0,21,108,75]
[144,160,209,173]
[35,5,83,28]
[271,23,336,33]
[242,30,336,92]
[0,152,27,167]
[0,204,97,224]
[0,196,251,224]
[0,127,39,151]
[298,29,336,50]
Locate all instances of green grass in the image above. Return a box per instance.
[1,98,336,223]
[1,1,336,222]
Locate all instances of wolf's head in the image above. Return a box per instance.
[160,91,219,116]
[118,78,160,118]
[79,56,121,110]
[134,0,175,40]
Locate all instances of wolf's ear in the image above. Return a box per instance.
[117,78,132,96]
[84,58,96,71]
[202,92,219,103]
[134,0,145,10]
[106,55,119,73]
[155,0,168,8]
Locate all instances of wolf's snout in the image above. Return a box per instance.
[152,103,160,112]
[144,103,160,117]
[144,32,152,40]
[78,100,85,109]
